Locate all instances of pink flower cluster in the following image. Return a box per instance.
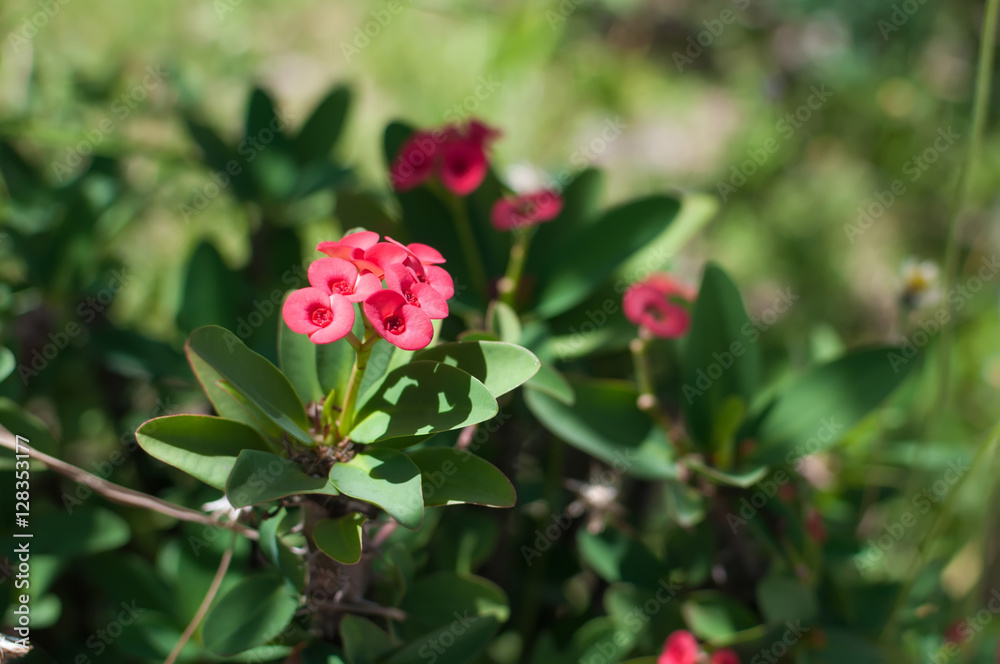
[390,120,501,196]
[281,231,453,351]
[389,118,564,233]
[659,630,740,664]
[623,273,696,338]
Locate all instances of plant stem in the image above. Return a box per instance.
[0,430,258,540]
[164,532,236,664]
[630,336,674,436]
[337,335,376,438]
[498,228,531,308]
[937,0,999,405]
[445,192,490,299]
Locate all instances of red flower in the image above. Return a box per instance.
[658,630,699,664]
[317,232,408,280]
[384,264,449,319]
[385,236,455,300]
[389,120,499,196]
[710,649,741,664]
[308,257,381,303]
[804,508,827,543]
[390,131,439,191]
[282,288,355,344]
[624,274,694,338]
[490,190,563,231]
[363,290,434,351]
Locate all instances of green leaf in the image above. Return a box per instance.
[245,87,290,152]
[525,363,575,405]
[136,415,271,490]
[186,325,313,446]
[0,346,15,383]
[577,528,670,586]
[526,168,604,279]
[328,448,424,529]
[31,507,130,556]
[278,312,324,405]
[184,116,255,200]
[407,447,515,507]
[751,346,915,464]
[756,574,818,625]
[355,338,410,410]
[258,508,307,593]
[535,195,681,317]
[664,478,706,527]
[384,617,499,664]
[176,241,242,335]
[0,397,59,456]
[524,378,677,480]
[682,263,760,449]
[340,615,396,664]
[225,449,339,507]
[681,591,758,646]
[203,574,299,656]
[487,300,522,343]
[295,86,351,164]
[316,329,361,402]
[413,341,540,398]
[400,572,509,632]
[350,361,498,444]
[616,192,717,281]
[314,513,367,564]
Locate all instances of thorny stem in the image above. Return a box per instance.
[938,0,999,405]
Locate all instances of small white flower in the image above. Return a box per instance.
[900,258,941,308]
[201,495,251,522]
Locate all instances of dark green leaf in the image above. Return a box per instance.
[413,341,539,398]
[176,241,243,335]
[535,195,681,317]
[328,448,424,529]
[136,415,271,490]
[295,86,351,164]
[751,347,915,464]
[400,572,509,632]
[340,615,396,664]
[525,363,575,405]
[225,449,339,507]
[350,361,498,443]
[407,447,515,507]
[314,513,367,564]
[186,325,313,446]
[681,591,758,646]
[756,575,818,625]
[682,263,760,449]
[524,378,677,480]
[384,617,499,664]
[203,574,299,656]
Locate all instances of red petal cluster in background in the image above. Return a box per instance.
[658,631,741,664]
[282,231,453,350]
[490,189,563,232]
[623,273,696,338]
[390,120,500,196]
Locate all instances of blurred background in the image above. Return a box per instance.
[2,0,1000,661]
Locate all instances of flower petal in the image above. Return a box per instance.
[307,295,355,344]
[308,257,359,296]
[390,131,438,191]
[282,288,331,335]
[658,630,699,664]
[424,265,455,300]
[439,139,488,196]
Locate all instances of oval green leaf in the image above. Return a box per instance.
[413,341,540,398]
[202,573,299,656]
[225,449,339,508]
[328,448,424,529]
[407,447,515,508]
[314,513,367,564]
